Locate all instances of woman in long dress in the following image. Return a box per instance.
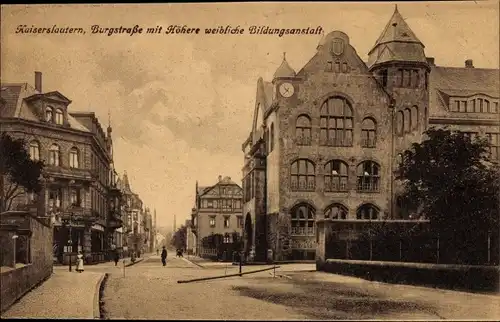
[76,251,84,273]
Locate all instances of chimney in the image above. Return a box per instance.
[426,57,435,66]
[34,71,42,93]
[465,59,474,68]
[218,175,222,182]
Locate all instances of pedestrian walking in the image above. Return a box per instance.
[114,251,120,266]
[76,251,84,273]
[161,246,167,266]
[156,248,159,256]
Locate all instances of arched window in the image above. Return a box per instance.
[55,109,64,125]
[296,114,312,146]
[411,106,419,130]
[29,141,40,161]
[361,118,377,148]
[324,204,348,220]
[69,147,79,168]
[404,108,411,133]
[356,161,380,192]
[291,203,316,235]
[290,159,315,191]
[49,144,60,166]
[319,97,353,147]
[356,203,380,220]
[324,160,348,192]
[396,111,404,135]
[45,107,53,122]
[270,123,275,152]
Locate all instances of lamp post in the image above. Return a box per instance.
[68,211,73,272]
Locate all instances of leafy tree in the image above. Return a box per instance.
[0,133,44,212]
[396,127,499,264]
[170,225,187,249]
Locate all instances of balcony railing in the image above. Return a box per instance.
[291,227,315,236]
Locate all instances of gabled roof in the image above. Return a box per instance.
[198,176,242,197]
[429,66,500,116]
[369,5,423,53]
[197,186,210,195]
[218,176,238,185]
[0,82,90,132]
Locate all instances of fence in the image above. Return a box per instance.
[321,219,499,266]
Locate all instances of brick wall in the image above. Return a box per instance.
[0,211,53,313]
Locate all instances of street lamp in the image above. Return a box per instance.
[68,212,73,272]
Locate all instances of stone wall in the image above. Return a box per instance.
[0,211,53,313]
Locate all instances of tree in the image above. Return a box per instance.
[396,127,499,264]
[0,133,44,212]
[170,225,187,250]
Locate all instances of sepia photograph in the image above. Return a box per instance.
[0,1,499,320]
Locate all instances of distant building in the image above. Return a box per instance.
[191,175,244,255]
[0,72,123,264]
[241,6,499,261]
[117,172,144,255]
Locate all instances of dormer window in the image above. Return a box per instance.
[45,107,53,122]
[449,96,499,114]
[55,109,64,125]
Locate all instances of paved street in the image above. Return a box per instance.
[1,269,103,319]
[101,254,500,320]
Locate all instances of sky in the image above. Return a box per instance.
[1,1,498,229]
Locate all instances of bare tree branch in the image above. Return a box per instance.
[6,190,24,211]
[5,180,19,199]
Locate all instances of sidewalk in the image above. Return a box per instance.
[1,269,104,319]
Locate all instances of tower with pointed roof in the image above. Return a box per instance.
[368,5,430,146]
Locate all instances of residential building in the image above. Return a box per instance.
[241,6,499,261]
[191,175,244,255]
[0,72,123,264]
[117,171,145,255]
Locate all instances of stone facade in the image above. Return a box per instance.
[0,72,123,264]
[241,6,500,261]
[191,176,243,255]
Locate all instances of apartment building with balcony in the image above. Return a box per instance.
[0,71,123,264]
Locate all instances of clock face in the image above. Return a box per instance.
[279,82,295,98]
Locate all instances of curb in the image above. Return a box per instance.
[124,258,144,267]
[182,257,206,268]
[94,273,107,319]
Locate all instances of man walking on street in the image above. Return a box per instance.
[161,246,167,266]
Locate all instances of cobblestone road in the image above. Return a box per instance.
[101,255,500,320]
[1,269,103,319]
[101,254,308,320]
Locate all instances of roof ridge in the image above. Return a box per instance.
[434,66,499,71]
